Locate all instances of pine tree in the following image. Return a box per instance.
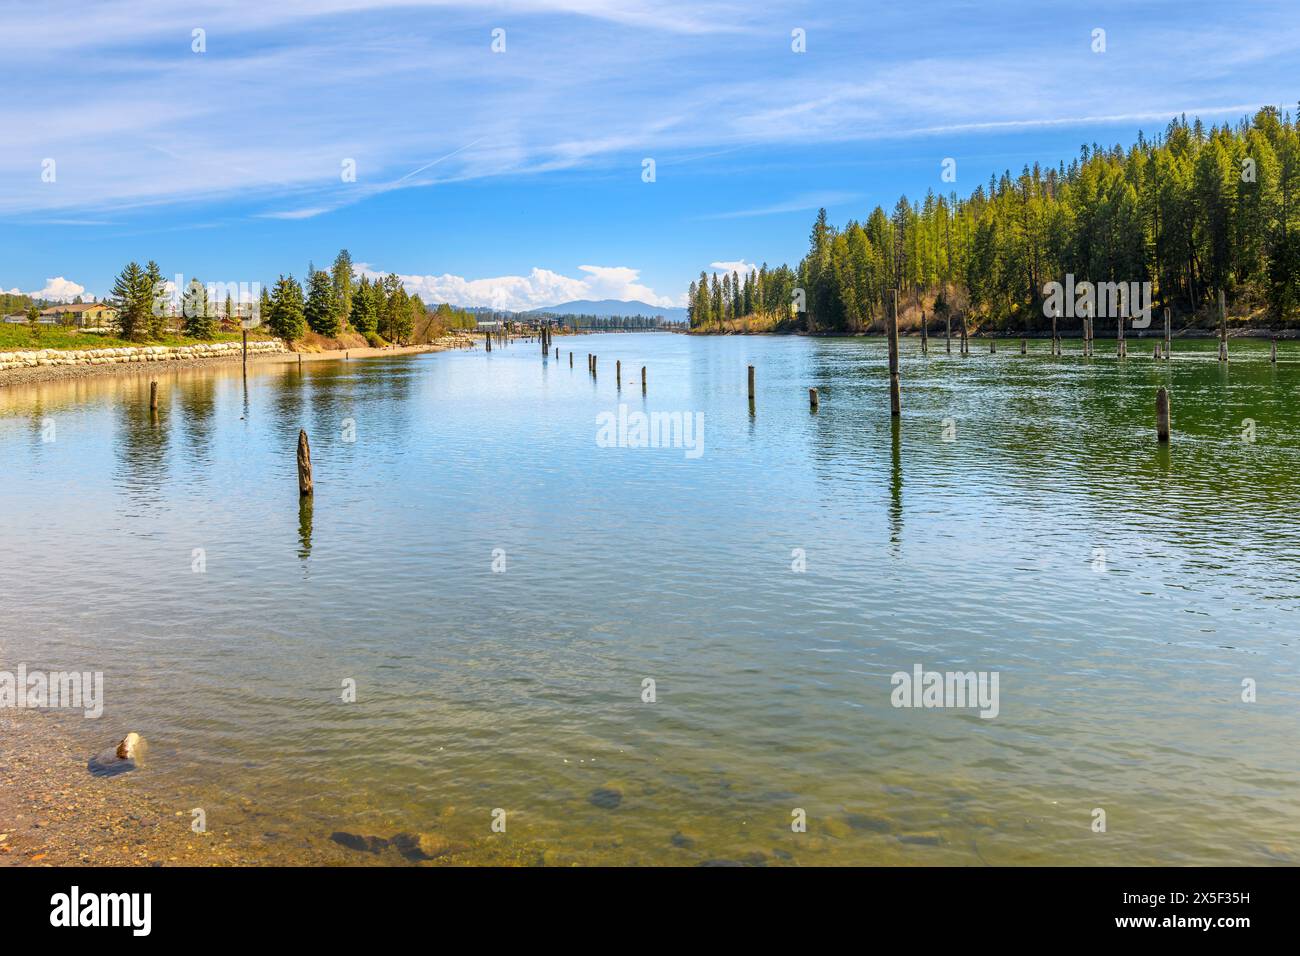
[182,278,216,339]
[349,276,378,334]
[267,275,306,342]
[144,260,167,339]
[305,269,340,336]
[110,261,150,341]
[331,249,355,330]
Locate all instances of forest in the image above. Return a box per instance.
[689,108,1300,335]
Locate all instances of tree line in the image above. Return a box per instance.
[689,107,1300,333]
[106,249,478,344]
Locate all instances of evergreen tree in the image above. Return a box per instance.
[267,275,306,342]
[182,278,216,339]
[144,260,167,338]
[305,269,340,336]
[349,275,378,334]
[110,261,151,341]
[331,249,355,329]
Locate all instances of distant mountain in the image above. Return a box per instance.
[529,299,687,323]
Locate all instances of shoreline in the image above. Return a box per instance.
[0,338,469,389]
[0,707,548,867]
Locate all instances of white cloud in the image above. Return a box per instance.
[30,277,88,302]
[354,262,677,311]
[709,260,760,276]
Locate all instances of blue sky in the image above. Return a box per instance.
[2,0,1297,309]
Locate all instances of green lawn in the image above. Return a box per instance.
[0,325,272,351]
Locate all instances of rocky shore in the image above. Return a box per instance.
[0,339,465,388]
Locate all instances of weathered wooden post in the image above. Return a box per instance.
[569,351,573,367]
[1118,311,1127,357]
[555,347,559,360]
[1163,307,1171,359]
[887,290,901,418]
[592,355,597,376]
[747,365,755,402]
[641,365,646,393]
[960,318,969,355]
[297,429,313,496]
[1156,387,1170,443]
[946,313,952,353]
[920,310,928,354]
[1218,290,1228,362]
[485,330,491,351]
[1154,343,1161,359]
[990,336,996,354]
[149,380,158,412]
[242,328,248,376]
[1271,337,1277,363]
[616,359,621,387]
[809,387,819,410]
[1020,337,1027,355]
[1051,307,1058,355]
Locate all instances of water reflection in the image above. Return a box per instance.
[297,495,313,562]
[112,380,170,512]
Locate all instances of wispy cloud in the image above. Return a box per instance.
[701,192,864,220]
[6,2,1297,218]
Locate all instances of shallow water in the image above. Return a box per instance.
[2,333,1298,865]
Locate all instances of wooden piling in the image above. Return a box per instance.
[1050,309,1058,354]
[747,365,755,402]
[1117,310,1126,357]
[920,310,928,354]
[1154,343,1161,359]
[1164,307,1171,359]
[616,359,621,387]
[1020,337,1026,355]
[1156,387,1170,443]
[1271,337,1277,363]
[297,429,313,496]
[887,290,901,417]
[1218,290,1228,362]
[242,328,248,376]
[641,365,646,393]
[809,387,819,410]
[149,380,158,412]
[946,314,952,354]
[990,337,996,354]
[569,351,573,367]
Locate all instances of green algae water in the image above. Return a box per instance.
[2,333,1298,865]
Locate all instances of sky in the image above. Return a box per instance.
[2,0,1298,309]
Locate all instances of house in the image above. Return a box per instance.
[40,302,118,327]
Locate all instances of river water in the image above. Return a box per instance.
[2,332,1297,865]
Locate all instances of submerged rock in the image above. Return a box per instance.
[845,814,894,833]
[330,831,388,854]
[389,832,455,861]
[331,830,461,861]
[588,788,623,810]
[88,733,145,778]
